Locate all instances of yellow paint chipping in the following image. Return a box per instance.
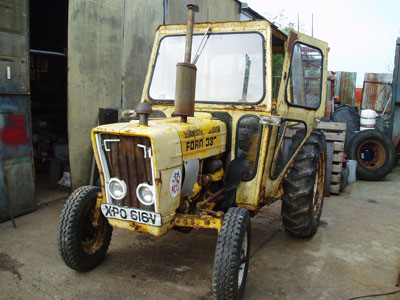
[174,214,223,233]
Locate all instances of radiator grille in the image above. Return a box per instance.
[101,134,154,211]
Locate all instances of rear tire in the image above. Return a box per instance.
[213,207,251,300]
[332,105,360,147]
[58,186,113,272]
[346,130,396,180]
[282,132,327,238]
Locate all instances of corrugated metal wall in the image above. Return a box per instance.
[0,0,35,221]
[362,73,392,113]
[326,71,357,105]
[338,72,357,105]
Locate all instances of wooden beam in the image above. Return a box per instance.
[316,122,347,131]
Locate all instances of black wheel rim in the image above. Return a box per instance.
[358,139,386,169]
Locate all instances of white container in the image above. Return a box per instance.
[347,160,357,184]
[360,109,377,131]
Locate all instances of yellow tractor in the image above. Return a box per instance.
[58,5,328,299]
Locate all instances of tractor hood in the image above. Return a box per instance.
[92,113,227,171]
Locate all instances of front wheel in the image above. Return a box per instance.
[213,207,251,300]
[58,186,113,272]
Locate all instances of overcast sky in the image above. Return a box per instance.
[245,0,400,87]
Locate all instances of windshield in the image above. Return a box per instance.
[149,32,265,104]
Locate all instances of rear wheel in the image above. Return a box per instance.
[58,186,113,272]
[332,105,360,147]
[282,132,327,238]
[346,130,396,180]
[213,207,251,300]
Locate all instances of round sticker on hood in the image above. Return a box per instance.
[170,169,182,198]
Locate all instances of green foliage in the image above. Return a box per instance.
[271,10,304,34]
[270,10,306,77]
[272,54,283,76]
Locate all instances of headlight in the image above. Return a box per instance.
[136,183,155,206]
[108,178,127,200]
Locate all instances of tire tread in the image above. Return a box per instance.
[58,186,112,272]
[213,207,251,300]
[281,132,326,238]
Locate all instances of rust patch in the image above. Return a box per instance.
[92,195,103,228]
[129,222,142,230]
[287,31,299,53]
[174,214,223,232]
[338,72,357,105]
[362,73,392,112]
[258,185,266,203]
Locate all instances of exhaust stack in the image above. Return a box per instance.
[173,4,199,123]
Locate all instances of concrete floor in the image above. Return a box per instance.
[1,167,400,300]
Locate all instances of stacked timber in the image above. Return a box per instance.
[316,122,347,195]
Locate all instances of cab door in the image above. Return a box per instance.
[277,30,328,125]
[269,31,328,180]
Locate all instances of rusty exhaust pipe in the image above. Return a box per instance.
[174,4,199,124]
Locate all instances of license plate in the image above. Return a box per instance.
[101,204,162,227]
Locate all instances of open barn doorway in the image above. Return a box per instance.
[30,0,70,201]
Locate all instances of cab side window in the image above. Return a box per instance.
[270,120,306,179]
[287,43,323,109]
[236,115,262,181]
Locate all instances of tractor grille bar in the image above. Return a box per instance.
[100,134,154,211]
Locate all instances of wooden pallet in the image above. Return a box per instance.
[315,122,347,195]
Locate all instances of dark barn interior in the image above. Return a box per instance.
[29,0,70,193]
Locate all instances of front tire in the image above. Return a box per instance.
[58,186,113,272]
[282,132,327,238]
[213,207,251,300]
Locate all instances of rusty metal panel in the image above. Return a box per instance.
[362,73,392,113]
[0,95,35,221]
[0,1,29,94]
[1,155,35,220]
[355,88,363,107]
[0,1,26,34]
[0,59,29,93]
[325,72,335,119]
[0,0,35,222]
[326,71,335,100]
[337,72,356,105]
